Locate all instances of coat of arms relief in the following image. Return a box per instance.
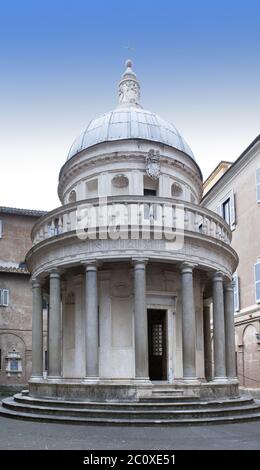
[146,149,161,180]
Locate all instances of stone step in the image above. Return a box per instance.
[151,389,185,398]
[1,403,260,426]
[152,387,185,393]
[12,393,254,410]
[148,394,191,400]
[2,397,260,421]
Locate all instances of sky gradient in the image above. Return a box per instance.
[0,0,260,210]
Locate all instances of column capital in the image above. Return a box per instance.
[49,269,61,279]
[132,258,149,269]
[224,280,234,292]
[212,271,224,282]
[84,260,99,272]
[31,278,42,289]
[181,262,197,274]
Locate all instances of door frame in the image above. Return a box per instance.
[147,295,176,383]
[147,308,168,381]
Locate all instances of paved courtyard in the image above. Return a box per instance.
[0,415,260,450]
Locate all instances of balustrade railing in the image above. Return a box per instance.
[31,196,232,246]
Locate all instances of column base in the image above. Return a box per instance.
[181,376,201,385]
[226,377,239,384]
[84,376,100,384]
[29,375,43,382]
[47,375,62,381]
[133,377,151,385]
[213,376,229,383]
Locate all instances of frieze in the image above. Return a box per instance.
[59,152,202,200]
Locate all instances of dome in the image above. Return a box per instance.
[67,60,195,161]
[67,107,195,160]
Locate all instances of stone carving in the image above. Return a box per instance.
[118,80,140,104]
[112,174,129,188]
[146,149,161,180]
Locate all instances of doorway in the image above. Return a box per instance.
[148,309,167,380]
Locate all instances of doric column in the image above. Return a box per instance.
[224,280,237,379]
[85,262,99,379]
[203,303,212,381]
[133,258,149,380]
[212,272,226,380]
[48,270,62,378]
[181,263,197,379]
[31,279,43,378]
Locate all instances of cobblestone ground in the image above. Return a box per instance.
[0,416,260,450]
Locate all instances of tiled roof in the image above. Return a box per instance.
[0,265,30,274]
[0,206,47,217]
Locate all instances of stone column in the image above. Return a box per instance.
[48,271,62,378]
[85,262,99,379]
[224,280,237,379]
[133,259,149,380]
[31,279,43,378]
[203,303,212,381]
[212,272,226,380]
[181,263,197,379]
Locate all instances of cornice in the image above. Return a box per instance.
[202,136,260,204]
[26,223,238,280]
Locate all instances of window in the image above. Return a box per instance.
[144,188,157,196]
[254,262,260,303]
[10,358,18,371]
[44,351,48,371]
[0,289,9,306]
[256,168,260,203]
[217,190,236,229]
[223,198,231,225]
[143,175,158,197]
[0,220,2,238]
[232,272,240,312]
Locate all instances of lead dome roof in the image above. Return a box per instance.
[67,60,195,161]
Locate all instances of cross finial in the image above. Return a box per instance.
[124,41,135,55]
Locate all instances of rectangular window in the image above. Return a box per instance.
[219,189,236,229]
[222,198,231,225]
[144,188,157,196]
[0,289,9,306]
[0,220,2,238]
[254,262,260,303]
[44,351,48,371]
[10,359,18,371]
[232,272,240,312]
[256,168,260,203]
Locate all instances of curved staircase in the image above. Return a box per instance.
[1,391,260,426]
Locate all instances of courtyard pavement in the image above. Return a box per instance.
[0,415,260,450]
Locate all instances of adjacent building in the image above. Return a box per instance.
[203,135,260,389]
[0,207,46,389]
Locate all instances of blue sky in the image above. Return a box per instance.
[0,0,260,210]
